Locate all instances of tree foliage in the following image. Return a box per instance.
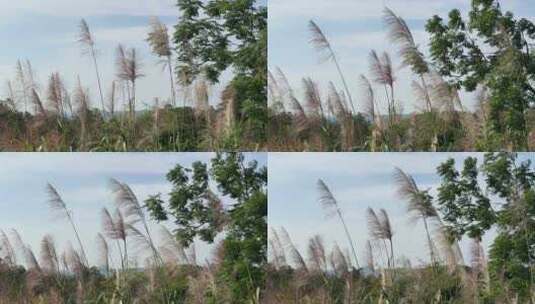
[426,0,535,149]
[145,153,267,303]
[174,0,267,144]
[437,153,534,301]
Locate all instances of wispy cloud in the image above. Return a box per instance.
[0,0,177,19]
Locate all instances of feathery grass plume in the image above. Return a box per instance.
[11,230,40,271]
[107,80,116,116]
[146,17,171,57]
[101,207,127,269]
[5,80,17,110]
[434,223,464,274]
[109,178,161,264]
[40,235,59,274]
[159,226,188,265]
[108,178,145,222]
[24,247,41,272]
[308,20,356,114]
[15,60,31,113]
[307,235,327,272]
[366,208,394,268]
[194,79,211,145]
[327,82,350,122]
[330,244,349,276]
[470,239,489,292]
[327,82,355,151]
[380,208,395,268]
[384,7,433,115]
[290,96,308,136]
[359,75,377,122]
[65,243,85,276]
[274,67,295,104]
[73,76,90,151]
[126,223,155,262]
[115,44,144,122]
[220,86,237,132]
[359,75,383,152]
[393,168,439,264]
[147,17,176,106]
[366,208,387,240]
[369,50,396,120]
[317,179,359,268]
[365,240,375,272]
[279,227,308,272]
[368,50,394,88]
[268,70,284,112]
[428,71,464,113]
[269,228,287,268]
[96,233,110,274]
[60,251,69,273]
[393,168,438,219]
[30,89,46,117]
[411,80,431,112]
[46,183,88,266]
[116,46,132,113]
[101,208,127,241]
[47,72,66,117]
[383,7,428,75]
[302,77,324,118]
[78,19,105,114]
[268,228,287,270]
[0,230,16,266]
[194,78,210,113]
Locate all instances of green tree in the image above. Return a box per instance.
[174,0,267,145]
[145,153,267,303]
[426,0,535,150]
[436,153,534,301]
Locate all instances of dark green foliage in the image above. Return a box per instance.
[174,0,266,84]
[174,0,267,146]
[426,0,535,149]
[437,153,535,301]
[145,153,267,303]
[218,191,266,302]
[437,157,496,240]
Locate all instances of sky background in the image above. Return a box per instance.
[0,152,267,269]
[0,0,242,111]
[268,152,535,268]
[269,0,535,113]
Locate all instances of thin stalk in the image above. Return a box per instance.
[332,57,356,115]
[90,47,106,115]
[337,208,360,269]
[389,238,395,269]
[67,213,88,267]
[422,216,435,266]
[123,238,128,270]
[167,56,176,106]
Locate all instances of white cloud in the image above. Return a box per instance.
[269,0,469,22]
[0,0,177,19]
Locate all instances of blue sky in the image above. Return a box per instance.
[269,0,535,112]
[0,152,267,268]
[268,152,535,268]
[0,0,243,110]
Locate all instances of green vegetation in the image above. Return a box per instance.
[0,153,267,303]
[267,153,534,303]
[0,0,266,151]
[268,0,535,152]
